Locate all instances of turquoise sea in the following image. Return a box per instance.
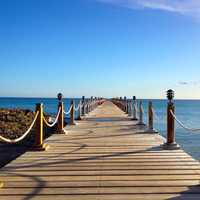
[1,98,200,161]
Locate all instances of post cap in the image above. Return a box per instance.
[167,89,174,101]
[57,93,63,101]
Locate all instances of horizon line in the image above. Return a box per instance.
[0,96,200,100]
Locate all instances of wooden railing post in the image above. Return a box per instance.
[81,96,85,116]
[70,99,75,125]
[128,100,132,116]
[90,96,93,111]
[76,100,82,120]
[33,103,49,151]
[57,93,65,134]
[126,99,129,114]
[85,100,87,114]
[132,96,138,121]
[124,96,127,113]
[163,89,180,150]
[148,101,153,130]
[137,100,145,126]
[88,100,91,113]
[146,101,157,133]
[94,97,97,109]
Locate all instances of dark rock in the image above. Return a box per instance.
[0,108,51,139]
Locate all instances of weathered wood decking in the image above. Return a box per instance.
[1,101,200,199]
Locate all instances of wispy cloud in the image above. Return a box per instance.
[178,81,200,86]
[179,81,189,85]
[97,0,200,18]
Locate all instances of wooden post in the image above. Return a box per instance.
[76,100,82,120]
[57,102,65,134]
[137,100,145,126]
[88,100,91,113]
[146,101,157,133]
[94,97,97,109]
[126,100,129,114]
[124,96,127,113]
[163,89,180,150]
[132,96,138,120]
[81,96,85,116]
[90,96,93,111]
[57,93,65,134]
[33,103,49,151]
[85,100,89,114]
[70,99,75,125]
[128,100,132,116]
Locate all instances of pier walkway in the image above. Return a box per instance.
[1,101,200,199]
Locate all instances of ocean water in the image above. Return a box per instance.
[0,97,81,118]
[1,98,200,161]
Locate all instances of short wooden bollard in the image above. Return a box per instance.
[57,101,65,134]
[70,99,76,125]
[33,103,49,151]
[137,100,145,126]
[163,90,180,150]
[132,96,138,120]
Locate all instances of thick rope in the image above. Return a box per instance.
[84,102,88,107]
[152,108,167,122]
[170,110,200,132]
[74,103,80,112]
[43,108,61,128]
[63,105,73,115]
[0,111,39,144]
[134,104,138,112]
[141,105,144,114]
[152,108,160,121]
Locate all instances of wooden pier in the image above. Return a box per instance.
[1,101,200,199]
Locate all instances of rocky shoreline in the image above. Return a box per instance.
[0,108,53,168]
[0,108,36,139]
[0,108,52,140]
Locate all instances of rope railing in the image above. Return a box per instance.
[84,102,89,108]
[63,105,73,115]
[74,103,80,112]
[43,108,61,128]
[170,110,200,132]
[134,104,138,113]
[151,107,167,122]
[0,111,39,144]
[141,105,144,114]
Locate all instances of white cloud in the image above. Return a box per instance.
[97,0,200,18]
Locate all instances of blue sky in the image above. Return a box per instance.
[0,0,200,99]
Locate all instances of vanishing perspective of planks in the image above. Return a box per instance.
[1,101,200,199]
